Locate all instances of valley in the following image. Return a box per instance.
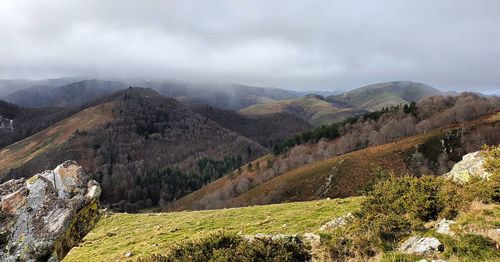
[2,3,500,261]
[0,78,499,262]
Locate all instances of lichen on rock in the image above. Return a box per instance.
[444,151,492,182]
[0,160,101,261]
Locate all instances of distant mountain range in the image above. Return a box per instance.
[1,78,296,111]
[238,81,443,125]
[2,79,126,108]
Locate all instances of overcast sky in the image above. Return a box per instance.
[1,0,499,92]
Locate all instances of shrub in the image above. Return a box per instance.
[322,167,498,261]
[438,233,500,261]
[137,233,311,262]
[452,234,499,259]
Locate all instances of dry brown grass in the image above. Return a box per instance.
[0,102,114,172]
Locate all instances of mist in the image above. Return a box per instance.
[1,0,500,93]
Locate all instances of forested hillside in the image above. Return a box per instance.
[0,88,267,212]
[171,93,500,210]
[191,104,311,147]
[2,79,126,108]
[127,80,296,110]
[0,99,79,148]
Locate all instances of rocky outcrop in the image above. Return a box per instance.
[399,236,443,255]
[444,151,492,182]
[0,161,101,261]
[435,219,456,236]
[319,212,353,231]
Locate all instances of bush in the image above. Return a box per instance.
[451,234,499,260]
[438,233,500,261]
[322,168,498,261]
[138,233,311,262]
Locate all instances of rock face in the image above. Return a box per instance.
[0,161,101,261]
[399,236,443,255]
[444,151,492,182]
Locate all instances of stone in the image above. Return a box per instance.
[435,219,456,236]
[124,252,133,257]
[303,233,321,244]
[399,236,443,255]
[243,233,301,243]
[444,151,492,182]
[1,188,27,214]
[0,116,14,134]
[319,212,353,231]
[0,161,101,262]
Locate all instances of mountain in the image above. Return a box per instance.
[0,87,266,212]
[2,79,126,108]
[327,81,442,111]
[1,77,297,110]
[239,95,367,126]
[127,80,297,110]
[170,93,500,211]
[290,90,345,97]
[191,104,311,147]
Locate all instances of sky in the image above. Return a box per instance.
[1,0,499,93]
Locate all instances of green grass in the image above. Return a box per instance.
[64,197,362,261]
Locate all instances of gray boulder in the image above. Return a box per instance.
[444,151,492,182]
[435,219,456,236]
[319,212,353,231]
[399,236,443,255]
[0,161,101,261]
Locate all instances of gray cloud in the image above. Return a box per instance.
[1,0,499,92]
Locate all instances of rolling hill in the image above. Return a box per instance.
[131,80,297,110]
[0,88,268,212]
[170,94,500,211]
[1,77,297,111]
[327,81,442,111]
[0,102,115,171]
[0,77,88,97]
[0,99,81,148]
[239,95,366,126]
[191,104,311,147]
[2,79,126,108]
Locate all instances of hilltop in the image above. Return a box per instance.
[2,79,127,108]
[239,95,366,126]
[327,81,442,111]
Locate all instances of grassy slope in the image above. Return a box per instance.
[239,97,358,126]
[173,131,427,211]
[0,102,114,172]
[64,197,362,261]
[172,113,500,211]
[330,81,441,111]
